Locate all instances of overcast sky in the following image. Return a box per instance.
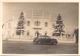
[3,3,78,33]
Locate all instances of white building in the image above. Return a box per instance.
[2,11,76,43]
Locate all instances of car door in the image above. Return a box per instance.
[45,37,51,43]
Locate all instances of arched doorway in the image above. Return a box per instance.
[35,31,40,37]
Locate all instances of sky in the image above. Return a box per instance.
[3,2,78,33]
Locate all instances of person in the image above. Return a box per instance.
[35,31,39,38]
[45,32,47,36]
[74,29,78,44]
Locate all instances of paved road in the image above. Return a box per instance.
[3,40,78,54]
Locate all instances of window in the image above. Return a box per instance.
[27,21,30,26]
[38,21,40,26]
[35,20,40,26]
[27,30,30,36]
[45,22,48,27]
[35,21,37,26]
[16,30,24,35]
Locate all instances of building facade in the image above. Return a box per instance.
[3,11,55,40]
[2,11,76,43]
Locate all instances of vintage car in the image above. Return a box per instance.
[33,36,58,45]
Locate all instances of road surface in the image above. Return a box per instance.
[3,40,78,54]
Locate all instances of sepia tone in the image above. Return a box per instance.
[2,2,78,54]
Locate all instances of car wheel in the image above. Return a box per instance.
[36,41,40,44]
[53,42,57,45]
[51,41,54,45]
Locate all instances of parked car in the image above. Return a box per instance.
[33,35,58,45]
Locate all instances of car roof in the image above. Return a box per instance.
[40,35,50,37]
